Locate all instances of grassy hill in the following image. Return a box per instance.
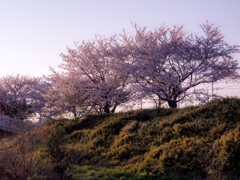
[1,97,240,180]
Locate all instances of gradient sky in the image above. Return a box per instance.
[0,0,240,100]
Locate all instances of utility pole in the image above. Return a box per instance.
[212,81,214,100]
[0,98,2,115]
[207,89,209,102]
[1,98,2,126]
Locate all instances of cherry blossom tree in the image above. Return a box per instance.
[53,35,136,114]
[0,74,46,120]
[118,22,239,108]
[44,70,93,119]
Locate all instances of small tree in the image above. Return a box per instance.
[0,74,46,120]
[119,22,239,108]
[44,71,93,119]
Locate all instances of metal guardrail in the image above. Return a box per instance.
[0,115,26,133]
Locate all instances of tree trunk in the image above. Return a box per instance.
[168,100,177,108]
[104,102,110,114]
[73,107,77,119]
[111,105,117,113]
[157,95,162,108]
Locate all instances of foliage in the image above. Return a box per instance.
[1,97,240,179]
[44,72,93,119]
[55,35,136,114]
[68,165,170,180]
[0,74,47,120]
[54,22,239,110]
[1,22,238,122]
[39,97,240,179]
[117,22,239,108]
[0,124,47,180]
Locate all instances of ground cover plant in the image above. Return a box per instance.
[1,97,240,179]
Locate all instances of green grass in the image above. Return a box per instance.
[68,166,159,180]
[66,165,198,180]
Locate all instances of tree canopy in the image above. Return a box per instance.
[56,22,239,109]
[117,22,239,108]
[0,22,239,122]
[0,74,46,120]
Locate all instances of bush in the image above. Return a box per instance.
[2,97,240,179]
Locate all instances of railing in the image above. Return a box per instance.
[0,115,26,133]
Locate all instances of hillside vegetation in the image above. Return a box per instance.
[1,97,240,180]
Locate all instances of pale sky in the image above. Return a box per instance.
[0,0,240,99]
